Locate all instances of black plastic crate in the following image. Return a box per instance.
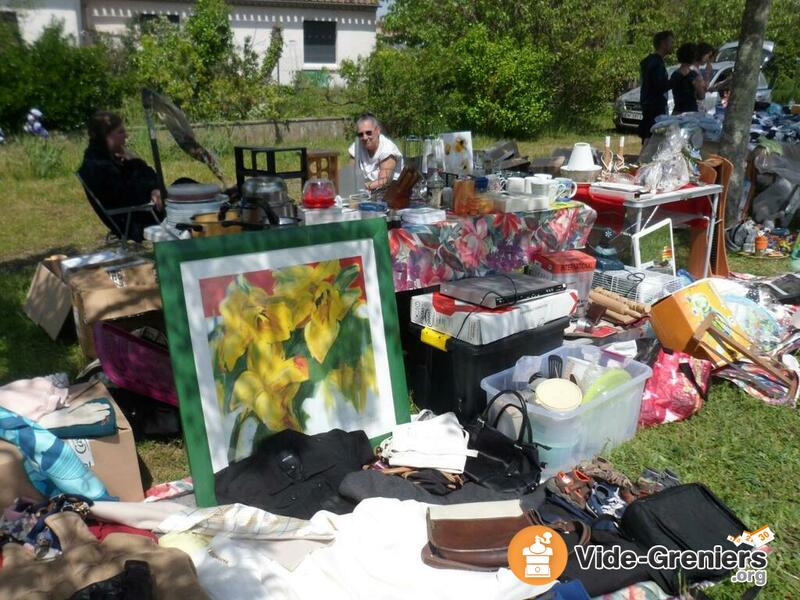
[405,316,570,422]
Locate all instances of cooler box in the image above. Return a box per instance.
[480,346,652,478]
[529,250,596,316]
[405,316,569,422]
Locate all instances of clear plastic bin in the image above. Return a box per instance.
[480,346,652,478]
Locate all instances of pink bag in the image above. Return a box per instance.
[639,350,712,428]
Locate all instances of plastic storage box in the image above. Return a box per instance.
[405,316,570,422]
[480,346,652,478]
[529,251,596,316]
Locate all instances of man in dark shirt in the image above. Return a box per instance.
[639,31,675,141]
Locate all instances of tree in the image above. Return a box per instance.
[718,0,773,226]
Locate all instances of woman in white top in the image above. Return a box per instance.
[348,113,404,191]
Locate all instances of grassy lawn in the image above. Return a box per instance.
[1,128,798,598]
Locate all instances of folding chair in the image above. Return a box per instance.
[76,172,160,244]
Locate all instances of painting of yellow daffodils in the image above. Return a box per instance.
[201,257,379,460]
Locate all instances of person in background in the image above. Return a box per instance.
[670,43,706,114]
[348,113,404,191]
[639,31,675,141]
[78,111,162,242]
[695,42,716,88]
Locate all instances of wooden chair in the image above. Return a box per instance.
[307,150,340,193]
[687,155,732,278]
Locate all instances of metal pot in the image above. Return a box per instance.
[176,208,262,238]
[240,176,296,225]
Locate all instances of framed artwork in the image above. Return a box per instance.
[441,131,474,175]
[156,219,410,506]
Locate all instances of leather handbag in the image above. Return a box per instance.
[421,500,591,572]
[463,390,546,493]
[422,500,537,571]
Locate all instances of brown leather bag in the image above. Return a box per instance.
[423,501,535,570]
[421,500,591,572]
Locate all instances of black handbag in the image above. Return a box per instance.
[463,390,547,493]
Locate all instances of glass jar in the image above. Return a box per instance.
[302,178,336,209]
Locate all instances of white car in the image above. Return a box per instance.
[613,61,773,131]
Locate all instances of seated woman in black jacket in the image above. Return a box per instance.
[78,111,163,242]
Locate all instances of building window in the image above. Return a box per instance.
[303,21,336,65]
[1,10,19,36]
[139,13,180,32]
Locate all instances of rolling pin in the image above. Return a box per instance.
[588,290,643,319]
[591,288,651,314]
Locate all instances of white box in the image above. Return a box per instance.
[299,207,361,225]
[410,290,578,346]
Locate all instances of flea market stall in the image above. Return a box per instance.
[4,100,798,599]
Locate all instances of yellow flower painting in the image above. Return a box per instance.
[202,257,379,459]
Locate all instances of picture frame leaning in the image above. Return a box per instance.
[155,218,410,506]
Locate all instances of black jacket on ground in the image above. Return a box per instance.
[214,428,375,520]
[78,142,160,242]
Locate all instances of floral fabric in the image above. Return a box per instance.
[389,203,597,291]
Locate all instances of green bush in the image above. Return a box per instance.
[0,23,125,132]
[133,0,282,122]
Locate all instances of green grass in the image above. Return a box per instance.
[1,129,798,598]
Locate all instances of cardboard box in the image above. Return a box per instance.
[0,382,144,503]
[67,262,162,358]
[24,254,160,354]
[23,256,72,339]
[410,289,578,345]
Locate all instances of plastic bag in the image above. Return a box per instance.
[634,125,691,193]
[638,350,712,428]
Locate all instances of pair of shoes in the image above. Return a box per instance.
[636,467,681,497]
[546,469,594,510]
[586,483,627,519]
[577,456,638,503]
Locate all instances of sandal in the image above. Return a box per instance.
[577,456,634,490]
[546,469,594,510]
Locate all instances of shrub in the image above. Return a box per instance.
[0,23,127,132]
[133,0,282,122]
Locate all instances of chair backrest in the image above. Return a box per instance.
[76,172,125,240]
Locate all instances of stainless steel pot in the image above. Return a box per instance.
[240,176,296,225]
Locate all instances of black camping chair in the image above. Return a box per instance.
[76,172,160,244]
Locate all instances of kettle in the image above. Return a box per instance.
[240,176,296,225]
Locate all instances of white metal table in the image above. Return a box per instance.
[623,184,723,278]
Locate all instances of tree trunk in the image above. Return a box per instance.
[718,0,772,227]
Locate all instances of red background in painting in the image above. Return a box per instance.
[198,257,366,318]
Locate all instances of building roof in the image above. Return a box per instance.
[237,0,379,6]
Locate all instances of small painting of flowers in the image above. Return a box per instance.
[199,257,380,461]
[441,131,473,175]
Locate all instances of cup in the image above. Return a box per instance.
[553,177,578,199]
[507,177,525,193]
[532,173,553,180]
[526,178,551,199]
[486,174,505,192]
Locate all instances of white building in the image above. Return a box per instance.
[1,0,378,83]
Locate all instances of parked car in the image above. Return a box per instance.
[613,61,773,131]
[715,40,774,66]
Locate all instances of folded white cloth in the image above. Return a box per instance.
[380,412,476,473]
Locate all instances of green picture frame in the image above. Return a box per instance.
[155,219,410,506]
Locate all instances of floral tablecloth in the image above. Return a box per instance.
[389,202,597,291]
